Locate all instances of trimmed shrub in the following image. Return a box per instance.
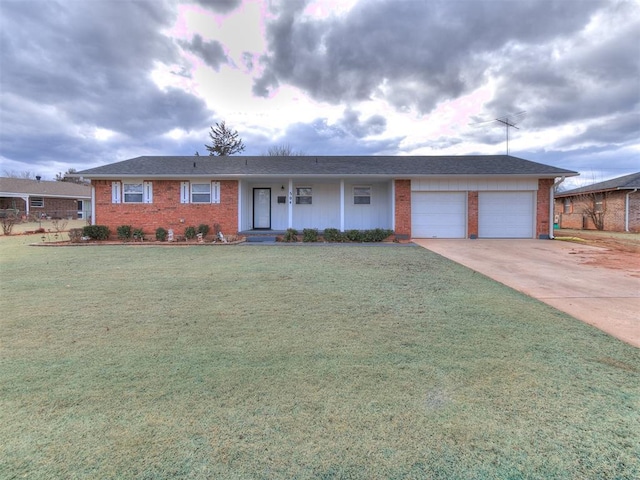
[185,226,197,240]
[302,228,318,242]
[282,228,298,242]
[155,227,168,242]
[132,228,145,241]
[197,224,210,237]
[117,225,132,241]
[323,228,344,242]
[362,228,394,242]
[82,225,110,240]
[345,229,363,242]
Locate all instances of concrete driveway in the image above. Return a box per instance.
[413,239,640,348]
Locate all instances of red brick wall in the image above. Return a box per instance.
[93,179,238,238]
[536,179,553,238]
[467,191,478,238]
[394,179,411,237]
[0,197,80,219]
[555,191,640,232]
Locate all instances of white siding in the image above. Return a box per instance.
[343,182,392,230]
[412,178,538,192]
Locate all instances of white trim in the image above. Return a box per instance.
[625,188,638,232]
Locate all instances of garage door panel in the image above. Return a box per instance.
[412,192,466,238]
[479,192,534,238]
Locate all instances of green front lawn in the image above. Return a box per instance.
[1,237,638,479]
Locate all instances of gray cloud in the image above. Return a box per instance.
[192,0,241,14]
[254,0,605,113]
[0,0,212,167]
[279,118,401,156]
[180,34,228,70]
[337,109,387,138]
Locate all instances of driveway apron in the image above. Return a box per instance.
[414,239,640,348]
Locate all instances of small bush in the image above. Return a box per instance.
[302,228,318,242]
[132,228,145,241]
[323,228,344,242]
[197,224,210,237]
[117,225,132,241]
[185,226,197,240]
[345,229,363,242]
[156,227,168,242]
[1,214,18,235]
[362,228,394,242]
[82,225,110,240]
[282,228,298,242]
[68,228,83,243]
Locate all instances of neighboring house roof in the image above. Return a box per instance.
[0,177,91,198]
[556,172,640,197]
[74,155,577,178]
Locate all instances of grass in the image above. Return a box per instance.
[1,236,639,479]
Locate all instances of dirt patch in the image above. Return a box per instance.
[555,230,640,273]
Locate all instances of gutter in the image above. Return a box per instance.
[549,176,565,239]
[625,188,638,232]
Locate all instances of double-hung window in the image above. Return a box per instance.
[180,181,221,204]
[112,181,152,204]
[123,183,143,203]
[353,186,371,205]
[191,183,211,203]
[563,198,571,214]
[295,187,312,205]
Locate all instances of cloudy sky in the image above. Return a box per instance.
[1,0,638,187]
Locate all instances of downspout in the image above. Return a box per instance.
[550,176,565,240]
[625,189,638,232]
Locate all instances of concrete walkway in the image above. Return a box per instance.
[413,239,640,348]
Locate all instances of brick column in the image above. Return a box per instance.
[537,179,553,239]
[468,191,478,239]
[394,179,411,239]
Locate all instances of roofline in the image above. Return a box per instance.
[78,173,577,180]
[0,191,91,199]
[555,186,639,197]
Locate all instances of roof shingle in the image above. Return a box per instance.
[75,155,577,178]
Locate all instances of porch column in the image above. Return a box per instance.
[288,178,293,228]
[340,180,345,231]
[21,195,29,217]
[91,186,96,225]
[237,181,242,232]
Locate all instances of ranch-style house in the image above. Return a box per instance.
[74,155,577,240]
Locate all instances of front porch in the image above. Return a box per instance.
[237,178,394,232]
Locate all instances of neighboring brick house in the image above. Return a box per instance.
[0,177,91,220]
[554,172,640,232]
[74,155,576,239]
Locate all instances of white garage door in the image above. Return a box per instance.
[411,192,466,238]
[479,192,534,238]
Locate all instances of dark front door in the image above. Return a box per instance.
[253,188,271,229]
